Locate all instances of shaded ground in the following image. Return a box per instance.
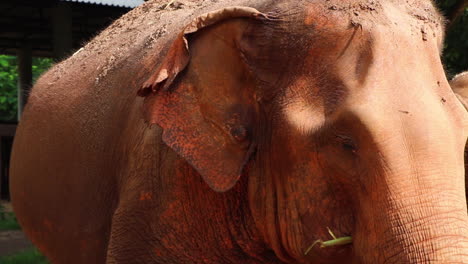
[0,230,33,256]
[0,201,33,256]
[0,201,13,212]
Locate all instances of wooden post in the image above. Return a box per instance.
[17,43,32,121]
[52,2,73,61]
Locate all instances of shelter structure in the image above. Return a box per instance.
[0,0,144,200]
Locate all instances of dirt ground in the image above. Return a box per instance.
[0,201,33,257]
[0,230,33,256]
[0,201,13,212]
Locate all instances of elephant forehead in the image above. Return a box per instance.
[301,0,444,46]
[282,76,345,134]
[284,98,325,134]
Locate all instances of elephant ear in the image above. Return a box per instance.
[138,7,271,192]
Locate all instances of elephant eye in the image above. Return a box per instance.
[335,134,358,154]
[230,126,248,142]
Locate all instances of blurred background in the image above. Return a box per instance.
[0,0,146,199]
[0,1,144,262]
[0,0,466,263]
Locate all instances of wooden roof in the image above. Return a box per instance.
[0,0,136,57]
[62,0,144,8]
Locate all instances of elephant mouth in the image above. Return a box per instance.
[298,224,354,264]
[304,227,353,255]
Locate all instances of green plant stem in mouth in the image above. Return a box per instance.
[304,227,353,255]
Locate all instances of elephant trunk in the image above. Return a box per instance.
[353,108,468,263]
[354,179,468,263]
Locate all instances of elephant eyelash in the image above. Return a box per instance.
[335,134,358,153]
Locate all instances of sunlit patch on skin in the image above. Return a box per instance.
[282,76,327,134]
[283,96,325,134]
[283,75,326,134]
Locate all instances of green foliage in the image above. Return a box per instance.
[436,1,468,76]
[0,214,21,231]
[0,204,20,231]
[0,55,18,122]
[437,0,461,10]
[444,11,468,76]
[0,248,48,264]
[0,55,53,122]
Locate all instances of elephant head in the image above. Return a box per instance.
[139,1,468,263]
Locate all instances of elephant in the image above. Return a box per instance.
[450,71,468,201]
[452,72,468,110]
[9,0,468,263]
